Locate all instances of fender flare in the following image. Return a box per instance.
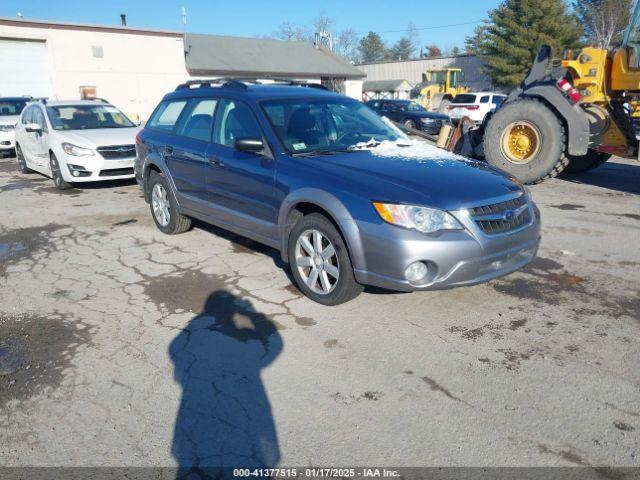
[141,157,180,205]
[277,188,366,270]
[522,85,590,156]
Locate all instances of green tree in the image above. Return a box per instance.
[573,0,632,48]
[388,37,415,60]
[451,46,461,56]
[474,0,583,88]
[358,32,388,63]
[465,24,488,54]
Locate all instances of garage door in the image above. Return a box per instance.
[0,38,53,98]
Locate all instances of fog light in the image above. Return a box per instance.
[405,262,428,282]
[72,170,80,177]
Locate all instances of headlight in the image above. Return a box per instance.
[373,202,463,234]
[420,117,435,123]
[0,124,14,132]
[62,143,94,156]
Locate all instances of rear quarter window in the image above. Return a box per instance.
[147,100,188,132]
[451,94,477,104]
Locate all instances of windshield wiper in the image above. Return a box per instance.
[291,148,360,157]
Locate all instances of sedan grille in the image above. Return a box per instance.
[97,145,136,159]
[470,195,531,235]
[99,167,134,177]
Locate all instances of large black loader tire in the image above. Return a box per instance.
[564,150,611,173]
[484,99,568,184]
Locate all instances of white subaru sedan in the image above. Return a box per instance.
[14,99,140,189]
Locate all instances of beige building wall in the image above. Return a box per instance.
[0,22,189,121]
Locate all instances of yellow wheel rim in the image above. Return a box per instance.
[500,121,542,164]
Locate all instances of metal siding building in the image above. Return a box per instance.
[358,55,494,92]
[0,18,366,121]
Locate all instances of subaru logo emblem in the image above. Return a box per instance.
[502,209,515,221]
[118,147,130,153]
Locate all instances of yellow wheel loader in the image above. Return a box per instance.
[478,4,640,184]
[411,68,471,112]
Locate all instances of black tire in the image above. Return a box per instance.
[288,213,363,305]
[15,144,33,173]
[564,150,611,173]
[484,99,568,184]
[403,119,417,130]
[147,171,191,235]
[49,153,73,190]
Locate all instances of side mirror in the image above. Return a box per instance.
[235,137,265,155]
[25,123,42,133]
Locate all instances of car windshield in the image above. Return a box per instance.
[46,104,135,130]
[0,100,27,116]
[262,98,403,155]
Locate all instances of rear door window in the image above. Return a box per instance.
[148,100,188,132]
[480,95,490,103]
[175,99,217,142]
[451,94,477,104]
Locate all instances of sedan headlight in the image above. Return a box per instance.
[0,124,14,132]
[420,117,436,124]
[62,143,94,156]
[373,202,463,234]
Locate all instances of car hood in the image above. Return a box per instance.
[57,127,141,148]
[0,115,20,127]
[306,142,523,211]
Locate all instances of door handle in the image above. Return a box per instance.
[163,145,174,155]
[207,155,222,166]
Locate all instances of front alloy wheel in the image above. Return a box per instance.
[295,229,340,295]
[50,154,72,190]
[288,213,363,305]
[15,145,32,174]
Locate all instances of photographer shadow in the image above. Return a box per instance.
[170,290,282,478]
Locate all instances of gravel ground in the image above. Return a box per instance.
[0,154,638,471]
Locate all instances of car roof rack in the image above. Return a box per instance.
[89,97,110,103]
[32,97,49,104]
[175,78,329,91]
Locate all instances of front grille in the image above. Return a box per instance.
[97,144,136,159]
[99,167,134,177]
[470,195,531,235]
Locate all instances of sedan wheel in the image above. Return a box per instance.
[151,183,171,227]
[295,229,340,295]
[15,145,32,174]
[50,154,72,190]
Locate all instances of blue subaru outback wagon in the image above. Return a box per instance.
[135,79,540,305]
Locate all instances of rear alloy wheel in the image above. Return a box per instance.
[564,150,611,173]
[484,99,567,184]
[288,213,363,305]
[15,145,33,174]
[148,171,191,235]
[50,154,72,190]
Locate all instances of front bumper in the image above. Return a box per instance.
[352,204,541,292]
[0,130,15,150]
[59,154,135,182]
